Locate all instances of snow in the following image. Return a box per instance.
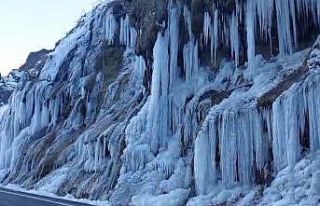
[260,151,320,206]
[237,190,257,206]
[187,186,254,206]
[39,12,93,81]
[131,189,190,206]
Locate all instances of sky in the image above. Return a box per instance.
[0,0,99,75]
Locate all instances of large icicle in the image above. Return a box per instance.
[203,12,211,47]
[256,0,274,42]
[271,87,304,171]
[184,7,193,39]
[194,120,218,195]
[147,31,170,153]
[105,10,117,45]
[168,5,180,91]
[275,0,293,55]
[120,15,137,48]
[183,39,200,82]
[246,0,256,74]
[230,12,240,67]
[210,10,219,67]
[289,0,298,47]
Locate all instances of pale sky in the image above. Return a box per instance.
[0,0,99,75]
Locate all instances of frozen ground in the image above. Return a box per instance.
[260,151,320,206]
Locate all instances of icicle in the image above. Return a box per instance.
[41,102,50,127]
[236,0,243,23]
[183,38,199,82]
[105,10,117,45]
[272,93,302,171]
[194,123,217,195]
[183,7,193,39]
[203,12,211,47]
[254,110,269,171]
[318,1,320,26]
[168,5,180,90]
[230,12,240,67]
[222,15,230,49]
[31,100,41,134]
[120,15,137,48]
[256,0,274,43]
[147,32,169,153]
[130,28,137,48]
[275,0,293,54]
[134,56,146,81]
[94,136,101,172]
[289,0,298,47]
[220,110,258,188]
[220,111,237,189]
[246,0,256,74]
[210,10,219,67]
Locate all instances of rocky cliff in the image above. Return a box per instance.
[0,0,320,205]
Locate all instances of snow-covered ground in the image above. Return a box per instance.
[260,151,320,206]
[188,150,320,206]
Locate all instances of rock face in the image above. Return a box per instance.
[19,49,51,72]
[0,0,320,205]
[0,49,50,105]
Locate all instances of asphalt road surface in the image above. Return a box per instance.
[0,188,93,206]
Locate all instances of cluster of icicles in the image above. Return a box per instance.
[194,47,320,195]
[103,0,320,197]
[1,0,320,203]
[203,0,320,72]
[42,0,320,198]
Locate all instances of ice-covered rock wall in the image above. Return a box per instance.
[0,0,320,205]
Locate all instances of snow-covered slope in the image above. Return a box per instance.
[260,150,320,206]
[0,0,320,205]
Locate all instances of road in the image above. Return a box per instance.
[0,188,93,206]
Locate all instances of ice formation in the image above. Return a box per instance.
[230,12,240,67]
[0,0,320,205]
[105,10,117,45]
[120,15,137,48]
[246,0,256,74]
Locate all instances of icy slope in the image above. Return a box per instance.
[260,150,320,206]
[0,0,320,205]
